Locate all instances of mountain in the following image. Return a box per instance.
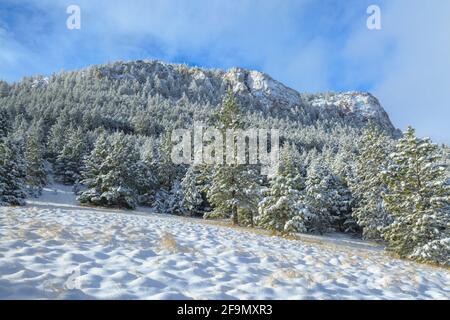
[89,60,398,135]
[0,59,399,148]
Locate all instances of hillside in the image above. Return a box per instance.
[1,60,448,270]
[0,60,398,136]
[0,185,448,300]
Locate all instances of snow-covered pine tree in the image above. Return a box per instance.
[80,132,108,186]
[156,130,181,188]
[80,133,138,209]
[350,123,393,239]
[256,146,307,234]
[0,135,27,206]
[206,165,261,225]
[133,142,158,206]
[315,146,357,232]
[0,81,9,98]
[181,166,204,216]
[12,114,29,137]
[441,144,450,182]
[99,132,141,209]
[0,108,11,138]
[46,115,70,162]
[333,176,357,233]
[54,127,87,184]
[25,126,47,195]
[382,127,450,265]
[278,143,304,189]
[162,179,187,215]
[206,89,261,225]
[153,187,169,213]
[215,87,242,130]
[304,164,352,234]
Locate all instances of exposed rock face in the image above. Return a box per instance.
[309,92,398,135]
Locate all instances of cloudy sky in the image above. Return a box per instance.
[0,0,449,143]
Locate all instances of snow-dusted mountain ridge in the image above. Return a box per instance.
[2,59,399,136]
[90,60,397,134]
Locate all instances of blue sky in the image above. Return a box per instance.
[1,0,449,143]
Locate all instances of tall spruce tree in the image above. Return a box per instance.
[25,126,47,194]
[156,131,181,188]
[54,127,87,184]
[133,144,158,206]
[80,132,109,189]
[382,127,450,265]
[206,89,261,225]
[181,166,204,215]
[0,108,11,138]
[0,135,27,206]
[0,81,9,98]
[351,123,393,239]
[47,116,69,161]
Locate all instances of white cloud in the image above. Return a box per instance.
[0,26,31,80]
[344,0,450,143]
[2,0,449,143]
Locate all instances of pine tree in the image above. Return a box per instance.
[181,166,204,215]
[206,165,261,224]
[77,133,109,206]
[257,146,307,233]
[257,176,307,234]
[278,144,304,189]
[382,127,450,265]
[47,116,69,161]
[134,157,158,206]
[215,87,242,130]
[25,126,47,194]
[0,81,9,98]
[79,132,109,189]
[0,108,11,138]
[54,127,87,184]
[304,165,352,234]
[156,131,181,188]
[333,176,357,233]
[0,135,27,206]
[78,132,141,209]
[159,179,187,215]
[205,89,261,225]
[12,114,29,138]
[351,123,392,239]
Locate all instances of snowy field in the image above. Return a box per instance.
[0,185,448,300]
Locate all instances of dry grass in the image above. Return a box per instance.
[277,268,301,279]
[33,223,67,240]
[265,268,315,289]
[156,231,190,253]
[190,218,277,237]
[383,251,450,271]
[42,280,67,298]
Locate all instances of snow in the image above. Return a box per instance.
[0,185,449,300]
[31,77,49,88]
[224,67,304,110]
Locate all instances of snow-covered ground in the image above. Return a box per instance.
[0,185,448,300]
